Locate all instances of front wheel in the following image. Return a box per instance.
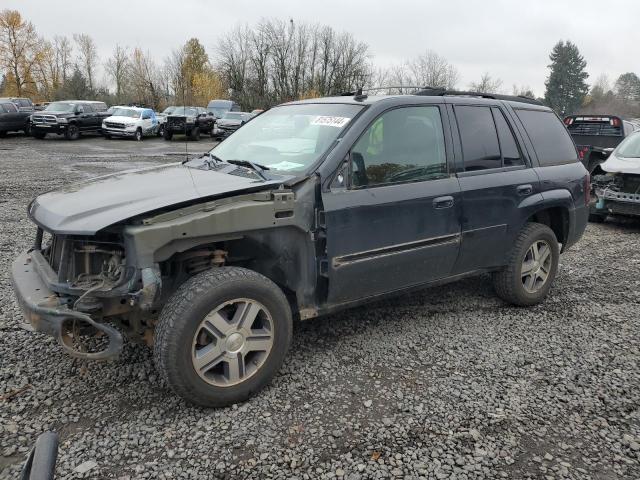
[64,124,80,140]
[32,131,46,139]
[163,129,173,141]
[190,127,200,141]
[492,222,559,306]
[135,128,143,141]
[157,124,165,137]
[154,267,293,407]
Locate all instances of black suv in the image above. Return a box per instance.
[0,100,31,136]
[164,106,215,141]
[11,89,589,407]
[31,101,110,140]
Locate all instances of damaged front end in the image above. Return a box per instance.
[11,228,147,360]
[591,173,640,217]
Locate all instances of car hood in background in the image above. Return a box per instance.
[103,115,137,124]
[29,163,286,235]
[601,153,640,175]
[217,119,243,127]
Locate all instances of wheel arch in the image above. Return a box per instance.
[526,206,570,247]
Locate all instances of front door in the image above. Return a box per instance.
[322,105,462,305]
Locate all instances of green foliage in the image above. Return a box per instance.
[544,40,589,116]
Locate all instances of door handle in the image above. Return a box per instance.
[433,196,454,209]
[517,184,533,196]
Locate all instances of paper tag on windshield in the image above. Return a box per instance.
[311,116,351,128]
[268,161,305,171]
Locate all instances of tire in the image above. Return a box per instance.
[104,134,111,140]
[23,123,31,136]
[0,131,6,138]
[154,267,293,407]
[64,124,80,140]
[158,124,165,137]
[492,222,560,307]
[32,132,46,139]
[135,128,143,141]
[190,127,200,141]
[163,129,173,141]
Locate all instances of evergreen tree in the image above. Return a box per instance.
[544,41,589,116]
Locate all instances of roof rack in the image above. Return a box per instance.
[415,87,543,106]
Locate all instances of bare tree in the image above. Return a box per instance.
[406,50,459,89]
[0,9,41,96]
[469,73,503,93]
[512,84,535,98]
[105,45,130,102]
[129,48,160,108]
[73,33,98,92]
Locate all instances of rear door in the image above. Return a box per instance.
[450,103,540,273]
[79,103,95,131]
[322,104,462,304]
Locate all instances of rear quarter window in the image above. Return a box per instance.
[516,109,578,166]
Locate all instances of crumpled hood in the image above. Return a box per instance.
[601,152,640,175]
[29,163,284,235]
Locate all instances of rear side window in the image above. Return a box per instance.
[517,110,578,165]
[17,99,31,107]
[492,108,524,167]
[0,104,6,113]
[82,103,94,113]
[455,106,501,171]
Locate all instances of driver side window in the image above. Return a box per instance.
[351,106,447,188]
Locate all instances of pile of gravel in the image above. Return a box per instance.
[1,136,639,479]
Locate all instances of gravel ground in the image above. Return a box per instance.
[1,134,639,479]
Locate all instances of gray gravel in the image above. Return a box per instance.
[1,134,640,479]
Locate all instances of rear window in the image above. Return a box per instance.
[455,106,501,171]
[516,110,578,166]
[2,103,17,113]
[17,99,32,107]
[566,116,623,137]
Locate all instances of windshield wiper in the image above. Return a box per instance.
[226,159,270,181]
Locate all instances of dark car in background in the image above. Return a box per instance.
[11,89,589,407]
[213,111,253,139]
[31,101,110,140]
[164,106,215,141]
[0,100,31,137]
[0,97,34,113]
[564,115,640,173]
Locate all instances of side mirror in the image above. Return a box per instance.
[330,157,350,190]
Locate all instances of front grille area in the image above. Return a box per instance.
[168,117,186,129]
[104,122,125,129]
[32,114,57,125]
[621,174,640,195]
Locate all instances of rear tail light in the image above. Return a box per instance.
[577,146,589,160]
[564,117,574,126]
[584,174,591,206]
[610,117,621,127]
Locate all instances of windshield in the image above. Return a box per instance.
[208,107,228,117]
[45,102,75,113]
[616,132,640,158]
[210,103,363,173]
[172,107,198,116]
[162,106,176,114]
[112,108,140,118]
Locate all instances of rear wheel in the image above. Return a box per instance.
[158,124,165,137]
[64,124,80,140]
[32,131,46,139]
[493,222,559,306]
[23,123,31,136]
[154,267,293,407]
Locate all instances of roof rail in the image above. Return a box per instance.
[415,87,543,106]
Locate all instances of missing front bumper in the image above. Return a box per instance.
[11,251,123,360]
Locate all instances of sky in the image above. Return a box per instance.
[4,0,640,97]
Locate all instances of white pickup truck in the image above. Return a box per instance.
[102,106,161,141]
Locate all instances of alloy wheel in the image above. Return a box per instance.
[191,298,274,387]
[521,240,552,293]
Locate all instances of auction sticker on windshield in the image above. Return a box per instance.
[268,160,305,171]
[311,116,351,128]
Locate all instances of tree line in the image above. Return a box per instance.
[1,9,639,116]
